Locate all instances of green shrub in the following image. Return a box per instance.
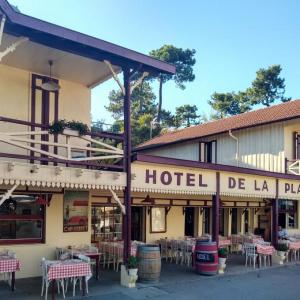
[49,119,90,136]
[127,255,138,269]
[218,247,228,258]
[277,243,288,252]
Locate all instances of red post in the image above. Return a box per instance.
[123,67,132,264]
[212,172,220,245]
[272,179,279,247]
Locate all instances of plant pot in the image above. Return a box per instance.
[63,128,79,137]
[121,265,138,288]
[128,268,138,276]
[277,251,286,265]
[218,257,227,274]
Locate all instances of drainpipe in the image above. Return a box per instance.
[0,15,6,47]
[229,130,239,166]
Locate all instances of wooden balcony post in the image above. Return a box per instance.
[272,179,279,247]
[212,172,220,245]
[123,67,132,263]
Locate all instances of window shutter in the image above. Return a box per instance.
[293,132,298,159]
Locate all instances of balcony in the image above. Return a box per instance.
[0,116,126,191]
[285,158,300,175]
[0,116,124,170]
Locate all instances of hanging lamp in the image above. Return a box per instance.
[41,60,60,92]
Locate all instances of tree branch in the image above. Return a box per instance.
[104,60,125,95]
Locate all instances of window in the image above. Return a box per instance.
[91,205,122,242]
[202,207,211,235]
[278,199,298,229]
[199,141,216,163]
[0,196,45,244]
[293,132,300,159]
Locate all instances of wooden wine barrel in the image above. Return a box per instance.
[137,244,161,282]
[195,240,218,275]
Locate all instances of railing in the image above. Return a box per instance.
[285,158,300,175]
[0,116,125,171]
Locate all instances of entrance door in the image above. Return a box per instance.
[231,208,238,234]
[185,207,195,237]
[219,208,225,236]
[131,207,145,242]
[244,209,249,233]
[202,207,211,235]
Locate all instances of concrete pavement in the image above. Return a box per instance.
[1,262,299,300]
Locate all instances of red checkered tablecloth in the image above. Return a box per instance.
[219,239,231,248]
[289,241,300,250]
[47,261,91,280]
[0,257,20,273]
[256,244,275,255]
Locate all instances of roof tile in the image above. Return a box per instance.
[137,99,300,150]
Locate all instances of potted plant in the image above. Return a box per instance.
[276,243,289,265]
[49,119,90,136]
[127,255,138,276]
[218,247,228,274]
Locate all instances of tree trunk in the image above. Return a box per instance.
[139,80,144,114]
[157,77,163,123]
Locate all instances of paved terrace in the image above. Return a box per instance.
[1,257,300,300]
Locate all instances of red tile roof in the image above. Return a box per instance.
[137,99,300,150]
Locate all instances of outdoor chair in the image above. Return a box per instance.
[170,240,180,263]
[55,247,65,260]
[290,248,299,261]
[243,243,258,268]
[59,252,71,260]
[98,242,107,267]
[41,258,65,300]
[159,238,169,260]
[230,235,241,253]
[69,254,90,297]
[115,245,123,272]
[178,240,186,265]
[184,241,193,267]
[103,242,115,269]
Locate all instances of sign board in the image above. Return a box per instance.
[131,162,216,195]
[195,251,216,263]
[278,179,300,199]
[220,172,277,198]
[132,162,300,199]
[63,191,89,232]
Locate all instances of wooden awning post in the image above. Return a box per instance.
[272,179,279,247]
[212,172,220,245]
[123,67,132,264]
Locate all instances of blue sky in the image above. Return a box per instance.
[9,0,300,124]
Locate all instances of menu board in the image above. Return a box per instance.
[63,191,89,232]
[150,207,166,233]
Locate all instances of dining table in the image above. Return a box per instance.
[47,259,91,300]
[255,244,275,267]
[288,240,300,250]
[0,252,20,291]
[218,239,231,248]
[65,247,103,280]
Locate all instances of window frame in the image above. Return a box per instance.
[278,199,298,229]
[0,198,45,245]
[199,140,217,163]
[91,204,123,242]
